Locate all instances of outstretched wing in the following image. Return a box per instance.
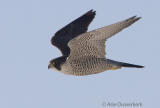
[51,10,96,56]
[68,16,141,59]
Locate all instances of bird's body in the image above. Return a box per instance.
[61,57,119,76]
[48,10,144,76]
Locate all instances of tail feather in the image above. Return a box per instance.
[107,59,144,68]
[120,62,144,68]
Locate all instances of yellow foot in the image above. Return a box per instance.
[111,66,121,70]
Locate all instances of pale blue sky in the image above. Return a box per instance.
[0,0,159,108]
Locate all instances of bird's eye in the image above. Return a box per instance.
[52,62,55,65]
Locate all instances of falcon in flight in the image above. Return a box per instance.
[48,10,144,76]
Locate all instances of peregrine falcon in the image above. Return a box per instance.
[48,10,144,76]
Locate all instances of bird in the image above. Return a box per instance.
[48,9,144,76]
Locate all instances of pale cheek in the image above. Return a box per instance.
[51,67,59,72]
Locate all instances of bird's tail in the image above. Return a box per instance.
[107,59,144,68]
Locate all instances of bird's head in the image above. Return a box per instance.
[48,59,57,70]
[48,56,66,71]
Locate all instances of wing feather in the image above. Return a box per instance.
[68,16,141,59]
[51,10,96,56]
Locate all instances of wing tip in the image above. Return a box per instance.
[127,15,142,22]
[87,9,96,15]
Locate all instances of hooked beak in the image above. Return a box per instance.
[48,64,51,69]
